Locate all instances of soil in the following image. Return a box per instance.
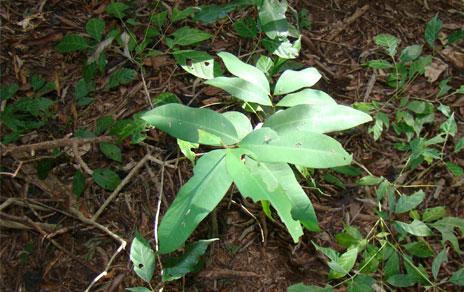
[1,0,463,291]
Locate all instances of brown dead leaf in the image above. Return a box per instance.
[424,60,448,83]
[203,86,223,96]
[441,47,464,69]
[143,55,173,69]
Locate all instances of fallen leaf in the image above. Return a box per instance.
[424,60,448,83]
[441,47,464,69]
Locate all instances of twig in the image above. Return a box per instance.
[92,153,153,221]
[72,142,93,175]
[0,161,23,177]
[2,136,114,156]
[363,73,377,102]
[326,4,370,41]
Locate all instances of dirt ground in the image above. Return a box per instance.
[1,0,463,291]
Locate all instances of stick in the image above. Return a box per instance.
[326,4,369,41]
[2,136,115,156]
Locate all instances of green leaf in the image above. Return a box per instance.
[172,50,220,80]
[222,111,252,141]
[410,55,432,76]
[141,103,239,146]
[233,16,257,39]
[437,79,452,97]
[448,29,464,44]
[167,26,211,47]
[422,206,446,222]
[56,34,88,53]
[395,220,432,237]
[256,55,274,76]
[455,137,464,153]
[403,241,433,258]
[130,233,156,282]
[277,89,336,107]
[92,168,121,191]
[99,142,122,162]
[126,287,152,292]
[239,127,352,168]
[72,170,86,198]
[258,0,288,40]
[263,37,302,59]
[374,34,399,56]
[153,92,181,107]
[217,52,270,95]
[85,18,105,41]
[157,150,232,254]
[288,283,333,292]
[384,251,400,279]
[96,115,113,135]
[399,45,423,62]
[336,225,363,248]
[395,190,425,213]
[328,247,358,279]
[177,139,198,163]
[205,77,271,106]
[387,274,417,287]
[367,59,393,69]
[193,4,231,24]
[172,7,196,23]
[263,104,372,134]
[313,242,339,261]
[106,2,129,18]
[226,152,303,241]
[0,83,19,100]
[108,68,137,89]
[440,113,457,137]
[149,11,167,28]
[432,217,464,253]
[162,239,216,281]
[425,14,442,48]
[446,162,463,177]
[274,68,321,95]
[432,249,447,280]
[450,268,464,286]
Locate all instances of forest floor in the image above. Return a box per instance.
[1,0,463,291]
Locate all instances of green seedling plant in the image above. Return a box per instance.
[289,177,464,291]
[141,51,372,254]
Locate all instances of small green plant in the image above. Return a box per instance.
[140,51,372,254]
[289,177,464,291]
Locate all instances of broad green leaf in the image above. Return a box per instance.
[157,150,232,254]
[432,217,464,253]
[99,142,122,162]
[425,14,442,48]
[348,274,375,292]
[130,233,156,282]
[367,59,393,69]
[263,104,372,134]
[423,206,446,222]
[126,287,151,292]
[256,55,274,76]
[336,225,363,248]
[162,239,217,281]
[141,103,239,146]
[205,77,271,106]
[96,115,113,135]
[222,111,252,140]
[233,16,257,39]
[448,29,464,44]
[328,247,358,279]
[85,18,105,41]
[177,139,198,163]
[106,2,129,18]
[403,241,433,258]
[394,190,425,213]
[374,34,399,56]
[258,0,288,40]
[172,50,220,80]
[288,283,333,292]
[149,11,167,28]
[239,127,352,168]
[440,113,457,137]
[410,55,432,76]
[395,220,432,237]
[277,89,336,107]
[217,52,270,94]
[274,68,321,95]
[72,170,85,198]
[450,268,464,286]
[108,68,137,89]
[446,162,463,177]
[399,45,423,62]
[332,165,362,177]
[384,251,400,279]
[387,274,417,287]
[56,34,88,53]
[369,112,389,141]
[167,26,211,47]
[92,168,121,191]
[0,83,19,100]
[171,7,196,23]
[432,249,447,279]
[262,37,302,59]
[226,152,303,242]
[437,79,452,97]
[193,4,233,24]
[153,92,181,107]
[313,242,339,262]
